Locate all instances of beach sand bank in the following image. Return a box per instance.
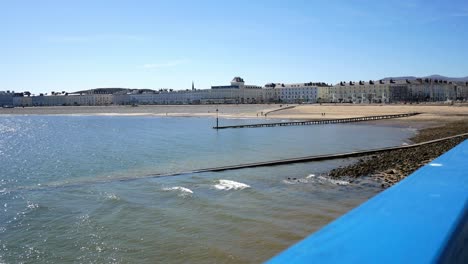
[268,103,468,123]
[2,103,466,123]
[0,104,279,117]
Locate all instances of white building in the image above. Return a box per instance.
[112,78,323,105]
[31,94,113,106]
[265,82,320,103]
[208,77,267,103]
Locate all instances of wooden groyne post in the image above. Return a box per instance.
[215,108,219,129]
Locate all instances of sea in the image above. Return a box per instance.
[0,115,416,263]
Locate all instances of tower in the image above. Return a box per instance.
[192,81,194,91]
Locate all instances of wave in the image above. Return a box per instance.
[320,176,350,186]
[162,186,193,196]
[103,192,120,201]
[26,201,39,209]
[214,180,250,191]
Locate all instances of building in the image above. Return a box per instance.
[0,91,14,106]
[318,86,331,102]
[407,79,463,102]
[455,82,468,100]
[265,82,326,103]
[32,94,67,106]
[13,94,32,106]
[30,93,113,106]
[325,79,468,103]
[66,94,113,106]
[209,77,265,103]
[329,80,388,103]
[327,80,412,103]
[9,77,468,107]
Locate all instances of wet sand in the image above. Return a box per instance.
[0,104,281,117]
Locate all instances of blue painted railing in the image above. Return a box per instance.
[267,140,468,264]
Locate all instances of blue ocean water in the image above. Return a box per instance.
[0,116,415,263]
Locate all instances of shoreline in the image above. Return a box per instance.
[329,120,468,187]
[1,103,467,120]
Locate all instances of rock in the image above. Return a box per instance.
[328,128,467,186]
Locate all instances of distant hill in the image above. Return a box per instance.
[381,75,468,82]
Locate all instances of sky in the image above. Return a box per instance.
[1,0,468,94]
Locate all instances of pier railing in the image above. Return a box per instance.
[214,112,421,129]
[267,139,468,264]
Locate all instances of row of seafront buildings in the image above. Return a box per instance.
[115,77,324,105]
[0,90,114,107]
[327,78,468,103]
[1,77,468,107]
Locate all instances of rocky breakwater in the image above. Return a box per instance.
[329,120,468,188]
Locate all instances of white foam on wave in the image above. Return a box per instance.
[214,180,250,191]
[162,186,194,195]
[282,179,295,184]
[325,178,349,185]
[103,192,120,201]
[26,201,39,209]
[0,124,17,133]
[317,176,349,185]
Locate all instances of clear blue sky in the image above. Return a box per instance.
[1,0,467,94]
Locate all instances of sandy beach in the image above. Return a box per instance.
[1,103,467,123]
[268,103,468,124]
[0,104,468,125]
